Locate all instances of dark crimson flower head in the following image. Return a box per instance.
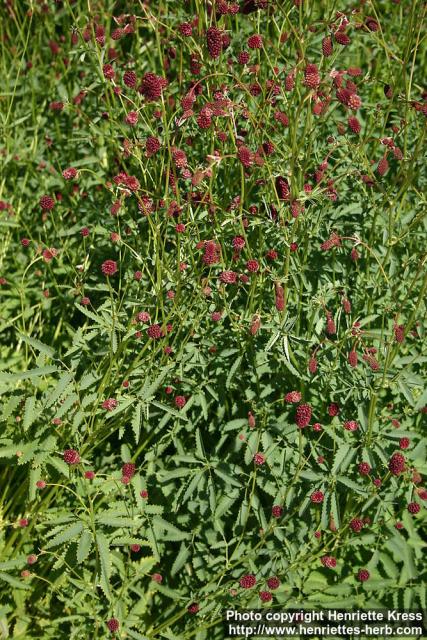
[308,356,317,374]
[238,51,250,64]
[106,618,119,633]
[349,517,364,533]
[146,136,161,157]
[348,116,361,134]
[187,602,199,614]
[389,452,405,475]
[310,490,324,504]
[304,63,320,89]
[399,437,410,450]
[358,462,371,476]
[259,590,272,602]
[266,576,280,590]
[62,167,77,180]
[102,398,117,411]
[63,449,80,465]
[179,22,193,36]
[253,452,265,465]
[407,502,420,514]
[238,145,253,167]
[247,34,263,49]
[321,555,337,568]
[357,569,370,582]
[271,505,283,518]
[328,403,340,417]
[139,72,167,101]
[348,350,358,367]
[206,27,222,58]
[122,462,136,478]
[174,395,186,409]
[344,420,359,432]
[322,36,333,56]
[151,572,162,583]
[40,195,55,211]
[101,260,118,276]
[284,391,301,403]
[240,574,256,589]
[103,63,115,80]
[246,259,259,273]
[147,324,164,339]
[123,70,137,88]
[335,31,351,46]
[219,271,238,284]
[295,403,312,428]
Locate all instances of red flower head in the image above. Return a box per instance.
[310,490,324,504]
[358,462,371,476]
[295,403,312,428]
[122,462,136,478]
[285,391,302,403]
[253,452,265,465]
[206,27,222,58]
[248,34,263,49]
[349,517,364,533]
[106,618,119,633]
[240,574,256,589]
[63,449,80,465]
[389,452,405,475]
[407,502,420,514]
[102,398,117,411]
[123,70,137,88]
[101,260,118,276]
[139,73,167,101]
[321,555,337,568]
[357,569,370,582]
[40,195,55,211]
[62,167,77,180]
[344,420,359,432]
[267,576,280,590]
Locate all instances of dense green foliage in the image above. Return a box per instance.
[0,0,426,637]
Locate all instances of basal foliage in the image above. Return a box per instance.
[0,0,426,638]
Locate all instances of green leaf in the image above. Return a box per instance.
[226,355,242,389]
[18,334,54,358]
[44,372,74,408]
[104,397,135,419]
[45,521,83,549]
[336,476,368,495]
[1,394,22,421]
[0,572,30,590]
[330,493,340,528]
[131,404,142,442]
[96,532,112,600]
[224,418,247,431]
[76,529,93,564]
[139,365,173,400]
[23,396,37,431]
[171,543,190,576]
[195,429,205,459]
[152,516,190,541]
[151,400,189,421]
[0,366,58,383]
[331,444,354,474]
[96,515,137,528]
